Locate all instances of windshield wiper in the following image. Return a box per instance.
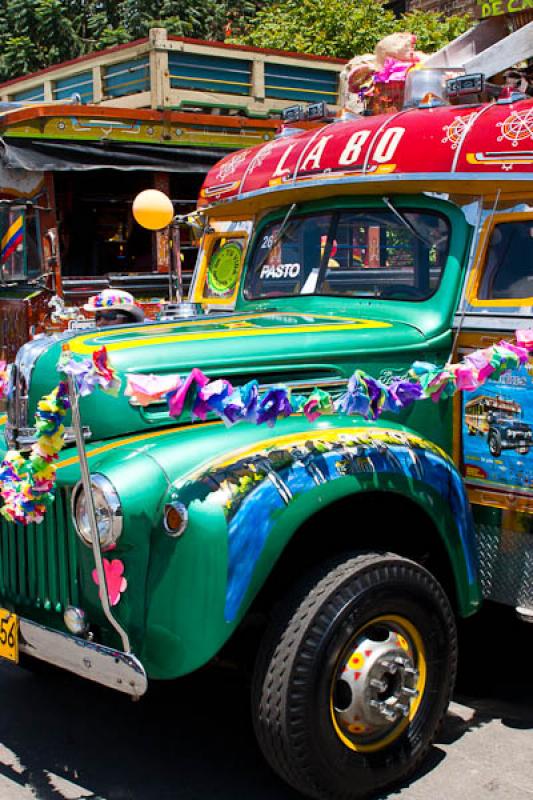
[249,203,298,296]
[255,203,298,275]
[382,196,434,248]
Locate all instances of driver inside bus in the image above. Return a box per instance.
[84,289,146,328]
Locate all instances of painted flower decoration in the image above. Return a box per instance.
[92,558,128,606]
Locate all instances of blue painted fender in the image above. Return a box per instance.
[172,422,479,626]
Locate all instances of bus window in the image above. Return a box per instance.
[478,220,533,301]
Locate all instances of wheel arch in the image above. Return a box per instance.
[162,423,481,676]
[247,485,478,629]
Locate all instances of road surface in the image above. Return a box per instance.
[1,603,532,800]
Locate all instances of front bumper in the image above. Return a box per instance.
[19,618,147,698]
[502,436,532,449]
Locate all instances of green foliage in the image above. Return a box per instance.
[0,0,82,82]
[0,0,264,81]
[231,0,397,59]
[0,0,473,83]
[232,0,473,59]
[400,10,472,53]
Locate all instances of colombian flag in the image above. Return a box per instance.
[1,216,24,263]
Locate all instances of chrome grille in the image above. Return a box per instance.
[0,489,79,613]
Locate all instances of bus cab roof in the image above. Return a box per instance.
[200,97,533,218]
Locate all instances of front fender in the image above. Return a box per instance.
[55,445,170,652]
[142,417,479,679]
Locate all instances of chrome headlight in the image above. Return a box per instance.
[71,475,122,549]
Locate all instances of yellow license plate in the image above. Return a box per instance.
[0,608,19,663]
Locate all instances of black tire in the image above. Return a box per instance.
[488,430,501,457]
[252,552,457,800]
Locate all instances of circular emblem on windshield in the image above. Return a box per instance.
[207,242,242,296]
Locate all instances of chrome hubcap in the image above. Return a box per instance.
[333,625,420,740]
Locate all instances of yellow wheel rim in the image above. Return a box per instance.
[329,614,427,753]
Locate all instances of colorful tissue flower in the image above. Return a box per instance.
[335,371,372,418]
[516,329,533,351]
[193,379,234,420]
[303,388,334,422]
[256,387,292,426]
[125,373,180,407]
[220,381,259,425]
[59,346,121,396]
[167,368,209,418]
[92,347,121,396]
[386,379,424,412]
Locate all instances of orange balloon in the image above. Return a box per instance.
[132,189,174,230]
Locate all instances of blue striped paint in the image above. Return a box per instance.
[264,62,338,103]
[54,70,94,103]
[13,85,45,102]
[103,56,150,98]
[169,51,252,96]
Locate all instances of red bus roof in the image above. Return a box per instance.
[200,97,533,208]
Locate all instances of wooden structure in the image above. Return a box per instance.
[0,35,346,360]
[0,28,345,118]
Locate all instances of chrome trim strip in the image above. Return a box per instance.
[454,313,533,332]
[5,424,92,450]
[203,171,533,213]
[475,152,533,163]
[19,618,147,697]
[362,108,413,175]
[7,333,73,444]
[67,376,131,655]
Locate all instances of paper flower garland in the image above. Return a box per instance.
[0,382,70,524]
[1,332,533,527]
[123,336,532,428]
[58,346,121,397]
[0,346,119,525]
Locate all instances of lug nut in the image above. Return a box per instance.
[395,703,410,717]
[404,667,419,678]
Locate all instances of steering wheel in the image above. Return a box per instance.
[378,285,426,300]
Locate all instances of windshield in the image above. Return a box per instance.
[244,207,450,301]
[493,410,519,421]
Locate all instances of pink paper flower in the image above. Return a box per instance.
[92,558,127,606]
[516,329,533,351]
[125,373,180,407]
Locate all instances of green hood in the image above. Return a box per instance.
[26,308,449,444]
